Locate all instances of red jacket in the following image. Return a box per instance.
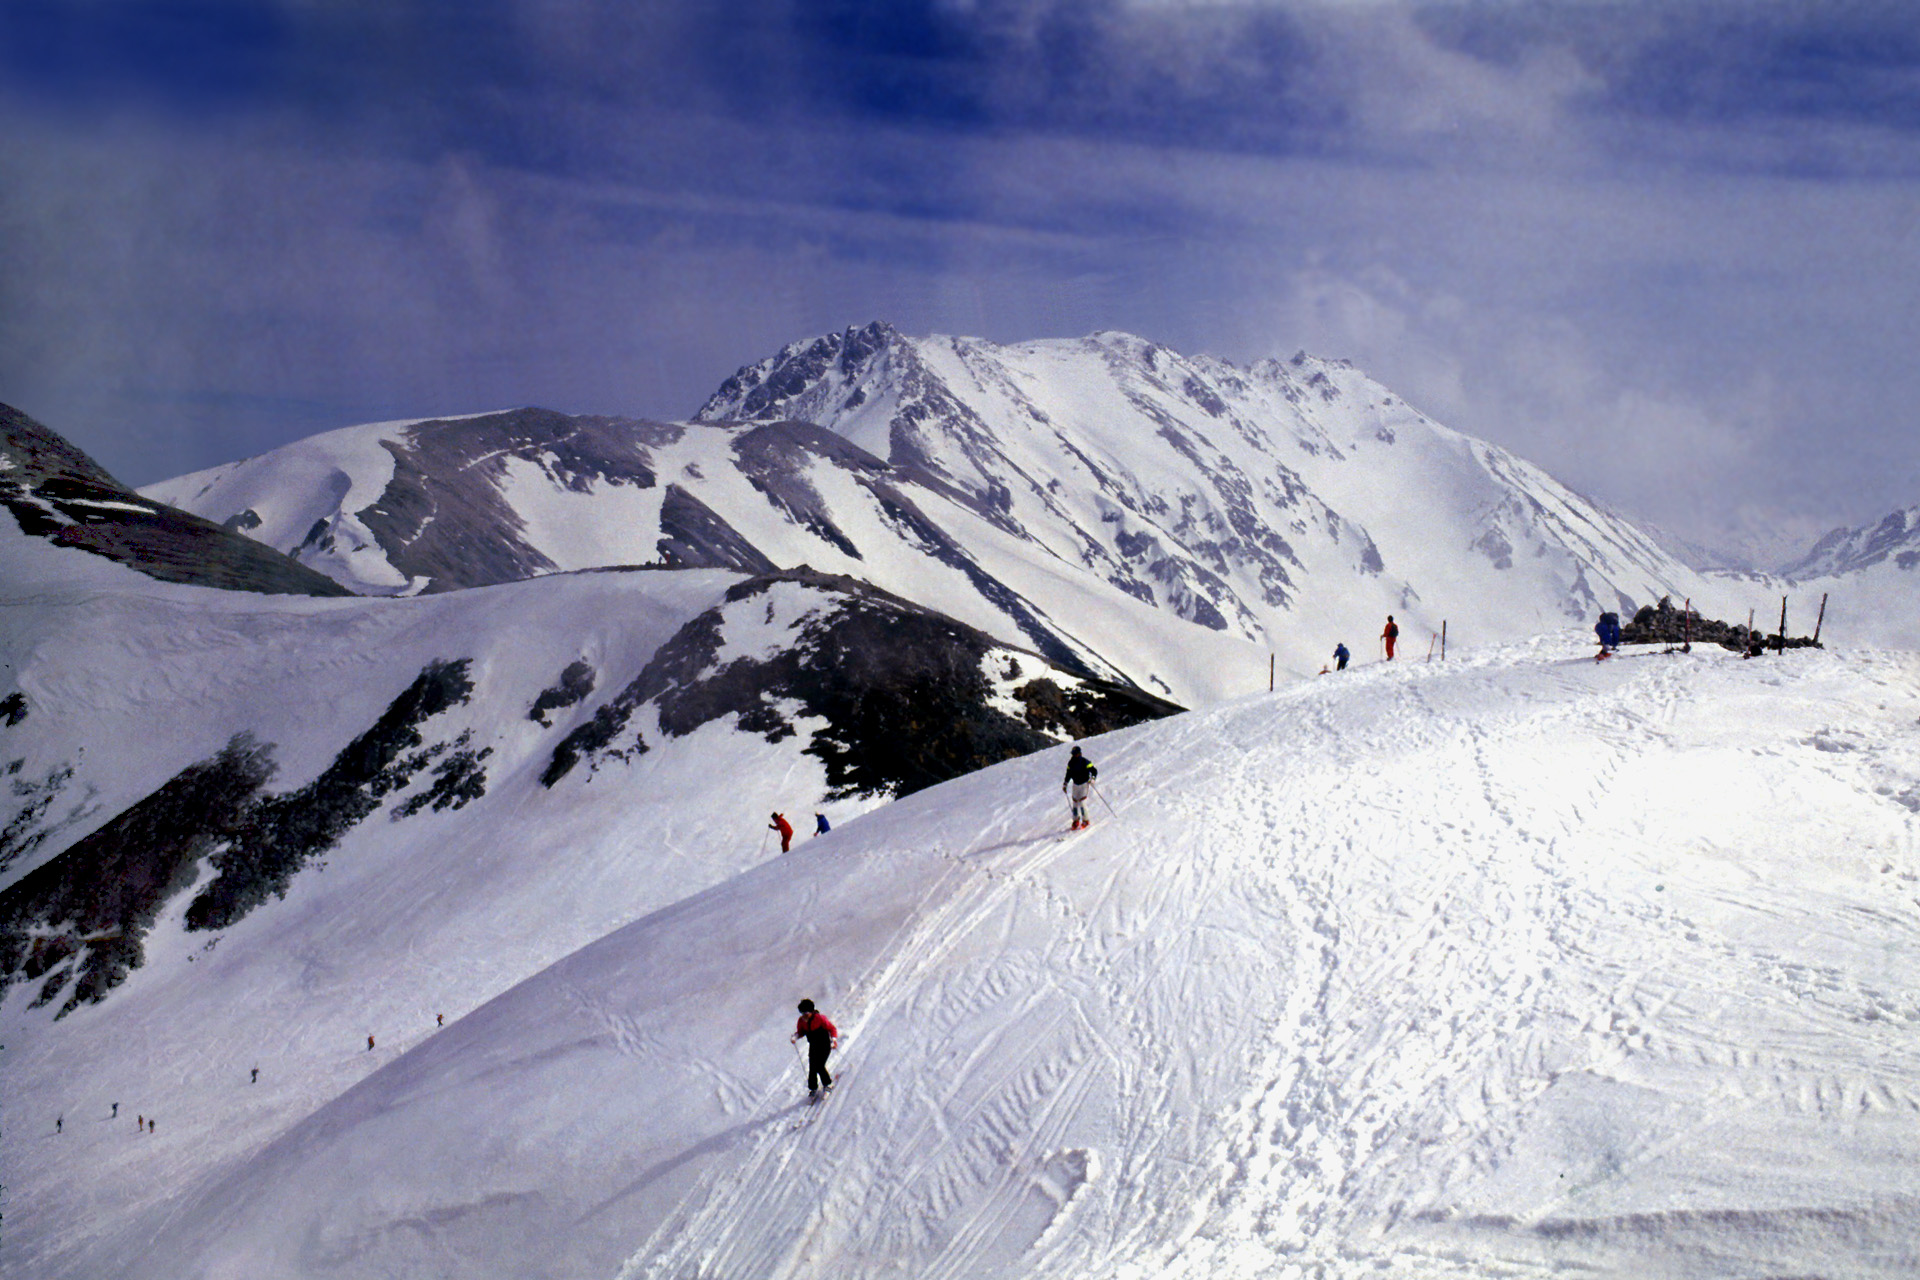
[771,815,793,839]
[795,1011,837,1046]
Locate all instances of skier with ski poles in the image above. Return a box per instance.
[769,812,794,853]
[791,999,838,1102]
[1063,745,1098,831]
[1332,642,1350,671]
[1381,615,1399,661]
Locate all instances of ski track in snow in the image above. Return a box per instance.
[10,639,1920,1280]
[571,645,1920,1280]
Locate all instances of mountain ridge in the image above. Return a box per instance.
[143,325,1780,703]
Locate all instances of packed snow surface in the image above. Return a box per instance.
[11,636,1920,1279]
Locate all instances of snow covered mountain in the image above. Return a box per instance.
[144,326,1764,704]
[9,621,1920,1279]
[1,402,349,598]
[1,429,1174,1271]
[1786,506,1920,579]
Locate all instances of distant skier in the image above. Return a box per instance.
[770,812,794,853]
[1333,642,1350,671]
[250,1067,258,1084]
[111,1101,118,1118]
[367,1034,375,1052]
[56,1114,62,1134]
[814,813,830,837]
[436,1013,444,1027]
[1381,616,1399,661]
[1063,745,1098,831]
[791,999,839,1101]
[1594,611,1622,660]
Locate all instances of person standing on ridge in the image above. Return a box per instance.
[814,813,830,837]
[1333,642,1350,671]
[770,812,794,853]
[791,998,838,1101]
[1063,745,1098,831]
[1381,616,1399,661]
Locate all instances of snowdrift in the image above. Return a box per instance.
[14,637,1920,1279]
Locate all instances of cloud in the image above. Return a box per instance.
[3,0,1919,559]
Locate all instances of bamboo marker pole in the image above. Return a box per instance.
[1269,654,1275,692]
[1441,620,1447,660]
[1813,593,1828,645]
[1778,596,1789,652]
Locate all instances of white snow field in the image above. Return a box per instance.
[13,633,1920,1279]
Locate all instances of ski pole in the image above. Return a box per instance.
[1092,781,1117,817]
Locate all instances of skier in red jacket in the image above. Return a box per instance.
[791,999,838,1100]
[1381,615,1399,661]
[769,812,794,853]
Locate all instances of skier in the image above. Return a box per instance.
[1381,616,1399,661]
[770,812,794,853]
[436,1013,444,1027]
[814,813,830,837]
[56,1115,61,1134]
[367,1034,375,1052]
[1333,642,1350,671]
[1594,610,1622,660]
[111,1102,118,1118]
[1063,745,1098,831]
[250,1067,258,1084]
[791,998,838,1101]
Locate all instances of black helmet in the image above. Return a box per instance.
[797,998,815,1013]
[1069,745,1082,756]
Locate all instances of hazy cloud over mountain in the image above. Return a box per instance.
[4,0,1918,564]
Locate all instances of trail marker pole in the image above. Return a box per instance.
[1683,598,1692,652]
[1269,654,1274,692]
[1778,596,1789,652]
[1441,620,1447,660]
[1813,593,1828,645]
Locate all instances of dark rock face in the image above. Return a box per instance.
[656,485,779,573]
[186,660,477,931]
[1011,676,1180,742]
[543,569,1181,799]
[0,735,275,1016]
[0,661,481,1015]
[0,403,353,597]
[358,408,689,591]
[529,661,597,726]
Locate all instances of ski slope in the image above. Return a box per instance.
[16,636,1920,1279]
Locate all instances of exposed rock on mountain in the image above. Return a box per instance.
[145,327,1746,701]
[0,564,1172,1019]
[543,569,1178,797]
[0,403,351,596]
[1785,506,1920,578]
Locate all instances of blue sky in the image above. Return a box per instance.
[4,0,1919,563]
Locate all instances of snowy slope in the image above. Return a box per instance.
[0,510,1166,1272]
[144,328,1780,705]
[15,635,1920,1279]
[699,326,1753,655]
[1,401,350,598]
